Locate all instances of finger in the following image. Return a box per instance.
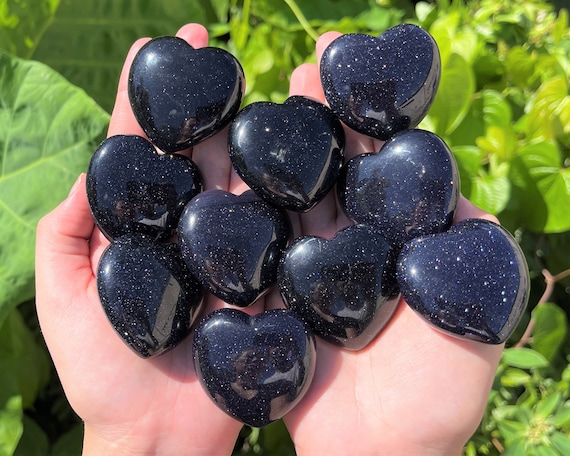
[175,23,209,47]
[107,38,150,138]
[454,195,499,224]
[36,174,96,316]
[315,31,378,160]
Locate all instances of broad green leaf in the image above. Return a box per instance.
[469,174,510,215]
[0,52,109,324]
[505,46,538,89]
[32,0,217,113]
[429,52,475,136]
[497,419,527,443]
[502,347,549,369]
[0,308,50,408]
[482,90,512,129]
[476,125,517,162]
[530,302,567,361]
[535,445,560,456]
[0,0,60,58]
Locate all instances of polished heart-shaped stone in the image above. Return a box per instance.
[177,190,291,307]
[228,96,345,212]
[397,219,529,344]
[338,129,460,247]
[86,135,202,242]
[320,23,440,140]
[278,224,400,350]
[128,36,244,152]
[193,308,316,427]
[97,233,204,358]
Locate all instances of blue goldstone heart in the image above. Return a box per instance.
[193,308,316,427]
[128,36,244,152]
[338,129,460,247]
[320,23,440,140]
[86,135,202,242]
[97,233,204,358]
[177,190,291,307]
[278,224,400,350]
[397,219,529,344]
[228,96,345,212]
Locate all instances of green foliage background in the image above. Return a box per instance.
[0,0,569,454]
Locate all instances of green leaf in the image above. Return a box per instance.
[32,0,217,112]
[0,0,60,58]
[530,303,567,361]
[469,173,510,215]
[50,423,84,456]
[535,445,560,456]
[481,90,512,129]
[550,431,570,455]
[535,392,562,418]
[0,52,109,324]
[429,52,475,136]
[14,416,49,456]
[0,395,22,456]
[502,347,549,369]
[500,367,532,387]
[552,405,570,428]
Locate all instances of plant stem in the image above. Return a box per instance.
[283,0,320,42]
[514,268,570,348]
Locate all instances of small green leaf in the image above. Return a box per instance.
[502,348,549,369]
[0,395,23,456]
[500,367,532,387]
[535,392,562,418]
[552,406,570,428]
[550,431,570,455]
[482,90,512,129]
[530,303,567,361]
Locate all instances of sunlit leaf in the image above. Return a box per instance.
[502,347,549,369]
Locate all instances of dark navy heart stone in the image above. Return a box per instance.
[177,190,291,307]
[228,96,345,212]
[86,135,202,242]
[338,129,460,247]
[193,308,316,427]
[320,24,440,140]
[397,219,530,344]
[128,36,244,152]
[278,224,400,350]
[97,233,204,358]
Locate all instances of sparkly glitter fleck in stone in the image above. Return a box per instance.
[128,36,244,152]
[86,135,202,242]
[193,308,316,427]
[177,190,291,307]
[278,224,400,350]
[228,96,345,212]
[397,219,530,344]
[97,233,204,358]
[338,129,460,247]
[319,24,440,140]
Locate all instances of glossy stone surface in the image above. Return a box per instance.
[193,308,316,427]
[338,129,460,247]
[97,234,204,358]
[397,219,530,344]
[278,224,400,350]
[87,135,202,242]
[177,190,291,307]
[320,24,440,140]
[128,36,244,152]
[228,96,345,212]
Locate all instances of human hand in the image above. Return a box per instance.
[35,24,254,456]
[280,32,504,456]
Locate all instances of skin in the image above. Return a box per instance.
[35,23,503,456]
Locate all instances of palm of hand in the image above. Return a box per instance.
[36,24,503,456]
